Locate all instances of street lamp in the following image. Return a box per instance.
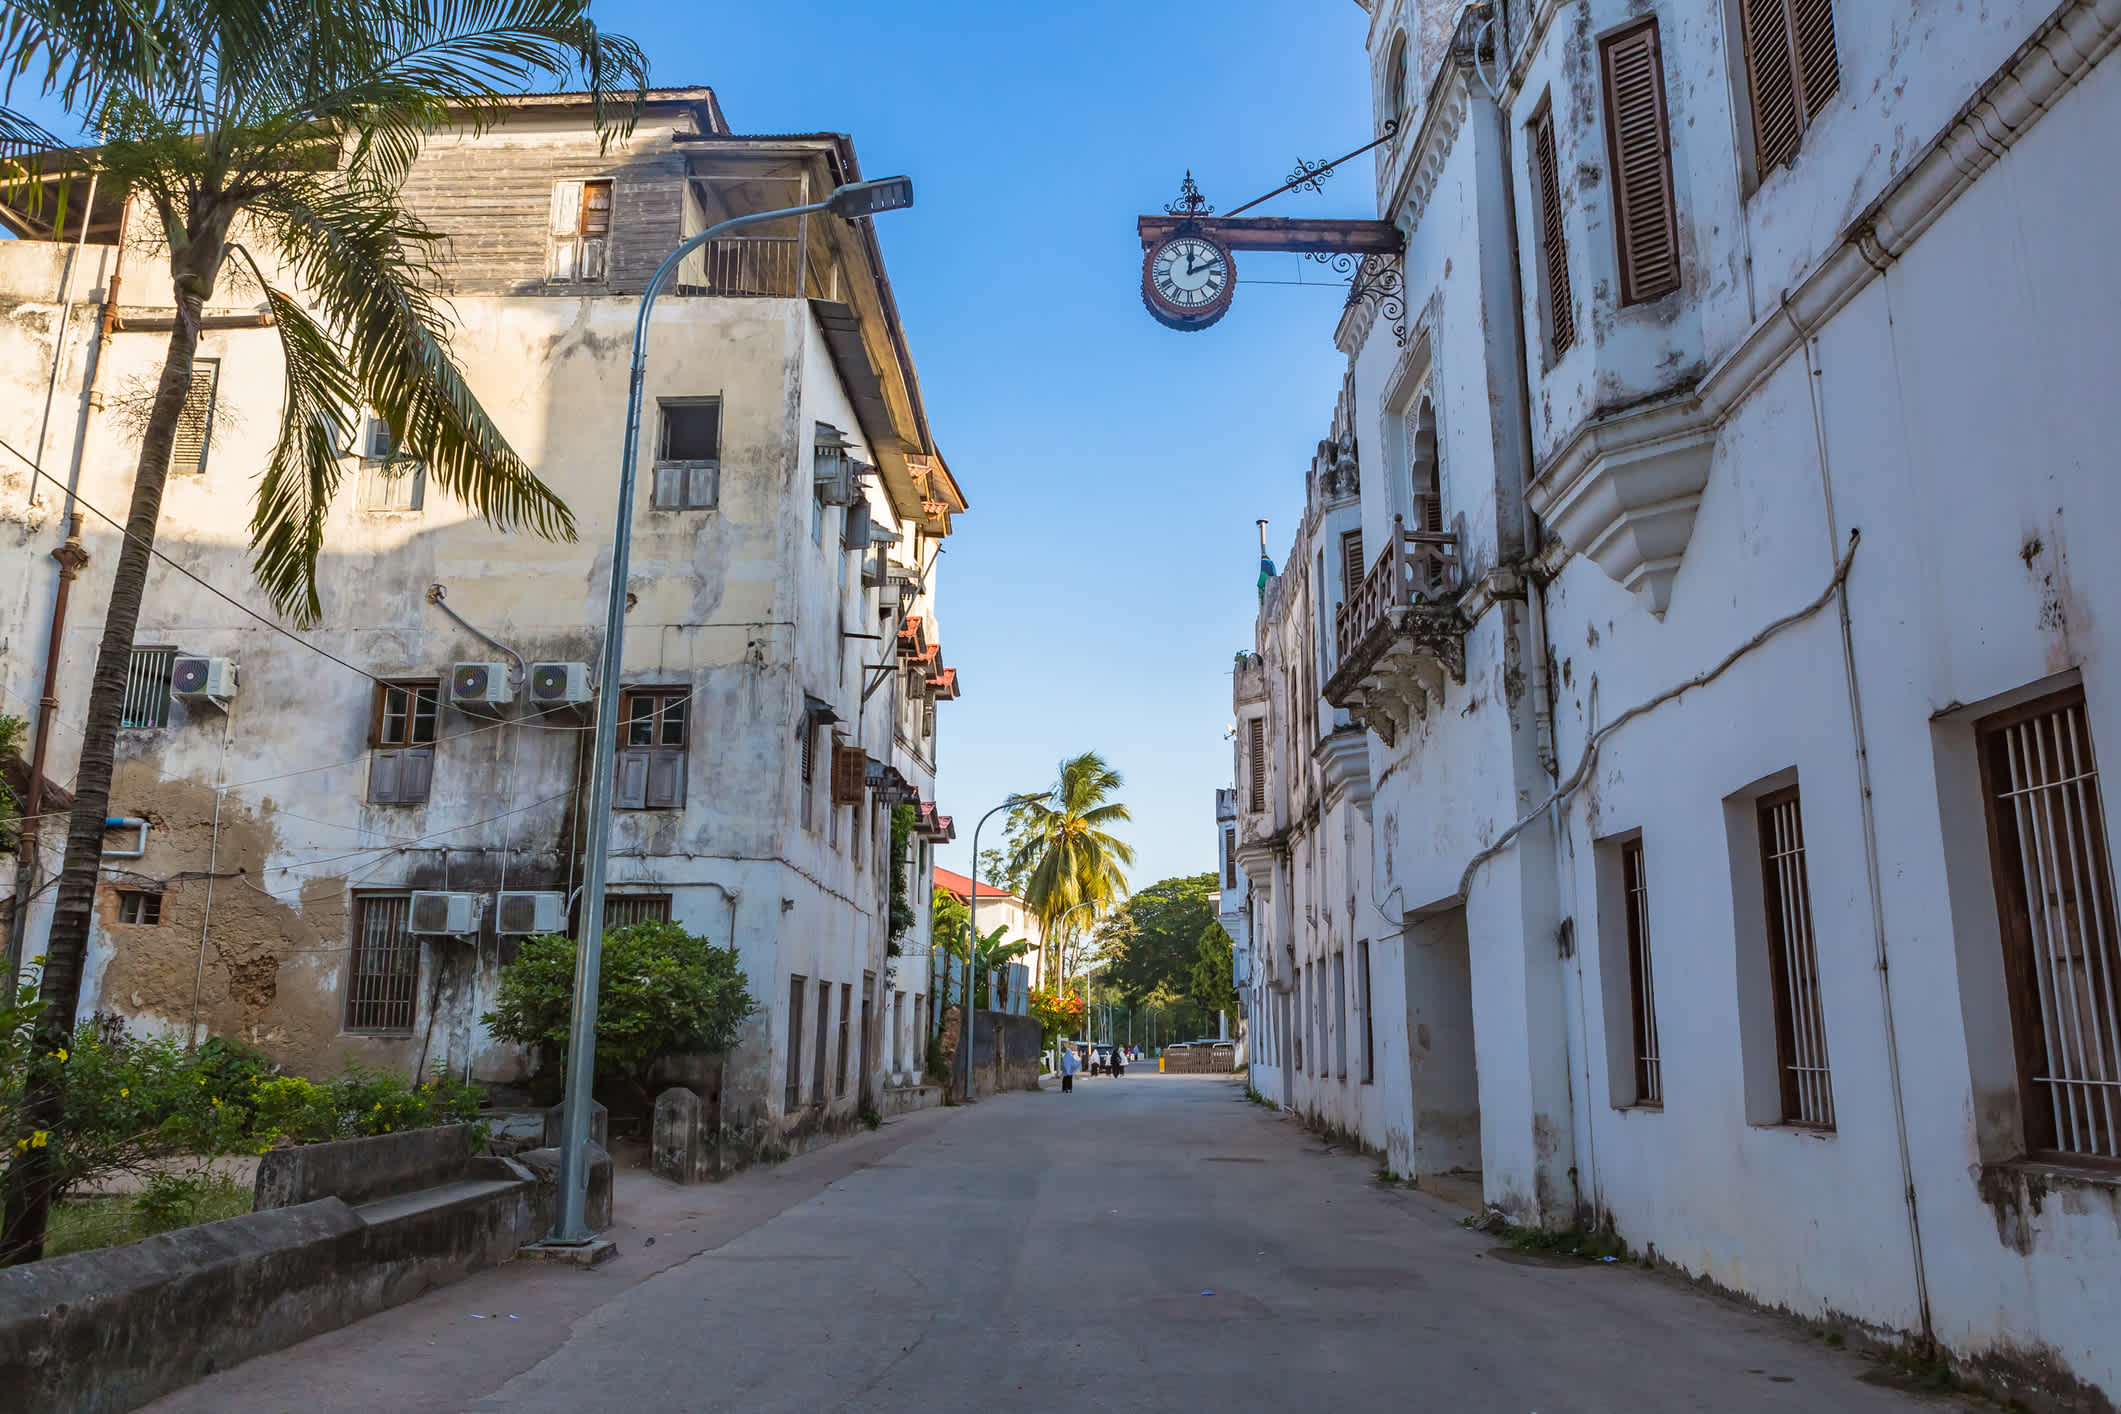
[962,791,1047,1102]
[548,176,917,1246]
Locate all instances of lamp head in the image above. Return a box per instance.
[827,176,915,219]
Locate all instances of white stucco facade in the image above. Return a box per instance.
[0,91,969,1152]
[1230,0,2121,1400]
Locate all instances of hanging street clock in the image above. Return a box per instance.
[1141,229,1236,331]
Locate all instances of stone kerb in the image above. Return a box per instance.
[253,1122,482,1210]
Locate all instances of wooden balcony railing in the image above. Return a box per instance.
[1334,504,1460,664]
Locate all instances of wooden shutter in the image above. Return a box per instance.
[1247,719,1266,814]
[615,749,649,809]
[1340,531,1365,605]
[1600,21,1681,306]
[832,745,867,805]
[1529,105,1576,355]
[369,749,403,804]
[1741,0,1838,176]
[580,180,611,281]
[548,181,582,280]
[645,749,684,809]
[169,362,218,475]
[400,747,434,804]
[688,464,717,509]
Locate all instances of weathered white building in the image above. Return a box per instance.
[0,88,970,1150]
[1232,0,2121,1399]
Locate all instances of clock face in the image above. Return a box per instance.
[1141,232,1236,331]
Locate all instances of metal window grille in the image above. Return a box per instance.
[1980,692,2121,1160]
[1758,788,1834,1127]
[786,976,807,1111]
[346,895,419,1031]
[1247,719,1266,814]
[812,981,831,1105]
[1223,828,1237,890]
[603,894,672,928]
[1358,940,1375,1083]
[837,982,853,1097]
[120,646,176,728]
[1622,839,1663,1104]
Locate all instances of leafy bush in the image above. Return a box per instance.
[1028,987,1085,1050]
[250,1064,480,1145]
[482,920,755,1105]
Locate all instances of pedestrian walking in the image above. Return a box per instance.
[1111,1046,1126,1078]
[1059,1042,1080,1093]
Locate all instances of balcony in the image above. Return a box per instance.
[674,236,803,297]
[1323,509,1468,745]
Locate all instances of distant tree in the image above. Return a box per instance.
[1008,752,1135,988]
[1102,873,1221,1023]
[1189,921,1237,1020]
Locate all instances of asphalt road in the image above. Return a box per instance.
[147,1072,1978,1412]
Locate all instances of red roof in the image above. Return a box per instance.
[932,867,1020,904]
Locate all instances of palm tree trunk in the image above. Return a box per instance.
[1,289,205,1266]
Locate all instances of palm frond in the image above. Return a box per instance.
[250,175,573,622]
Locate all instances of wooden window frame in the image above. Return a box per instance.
[1223,827,1237,890]
[616,687,688,810]
[1757,785,1835,1128]
[836,981,853,1098]
[1339,530,1366,611]
[651,398,721,510]
[1527,97,1577,357]
[1976,687,2121,1165]
[356,411,425,512]
[1247,718,1267,815]
[116,889,162,926]
[345,893,419,1033]
[1333,950,1349,1080]
[1622,838,1663,1106]
[1358,939,1375,1084]
[1599,19,1682,307]
[547,177,613,283]
[368,679,439,806]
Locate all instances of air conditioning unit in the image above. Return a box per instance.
[449,661,514,708]
[528,662,592,706]
[408,890,479,935]
[170,656,237,707]
[494,890,567,935]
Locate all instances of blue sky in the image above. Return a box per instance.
[669,0,1375,889]
[14,0,1377,892]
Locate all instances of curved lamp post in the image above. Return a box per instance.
[962,792,1047,1102]
[549,176,917,1246]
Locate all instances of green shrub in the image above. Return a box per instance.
[482,921,755,1105]
[251,1064,481,1146]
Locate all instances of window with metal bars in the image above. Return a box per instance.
[1358,939,1374,1083]
[346,894,419,1032]
[120,646,177,728]
[1977,689,2121,1162]
[1247,718,1266,814]
[1223,828,1237,890]
[1333,951,1349,1079]
[812,980,831,1106]
[603,894,672,928]
[369,680,438,805]
[616,688,687,810]
[800,723,816,830]
[117,890,161,926]
[836,981,853,1098]
[1528,100,1576,357]
[1622,838,1663,1106]
[1599,20,1681,306]
[169,361,218,477]
[1738,0,1839,178]
[785,975,807,1111]
[1757,787,1834,1127]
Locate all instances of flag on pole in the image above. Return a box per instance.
[1255,519,1276,601]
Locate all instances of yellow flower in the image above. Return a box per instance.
[49,1047,67,1062]
[373,1102,383,1111]
[119,1088,130,1098]
[27,1131,48,1149]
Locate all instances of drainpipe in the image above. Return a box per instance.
[4,519,89,988]
[1780,291,1933,1349]
[28,168,98,510]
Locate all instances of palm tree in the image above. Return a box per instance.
[1007,751,1136,992]
[0,0,645,1266]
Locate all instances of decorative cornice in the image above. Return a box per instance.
[1532,0,2121,614]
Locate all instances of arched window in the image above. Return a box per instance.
[1406,398,1445,589]
[1387,33,1412,130]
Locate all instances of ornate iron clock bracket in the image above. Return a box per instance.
[1306,251,1409,348]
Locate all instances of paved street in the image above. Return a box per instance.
[148,1075,1976,1413]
